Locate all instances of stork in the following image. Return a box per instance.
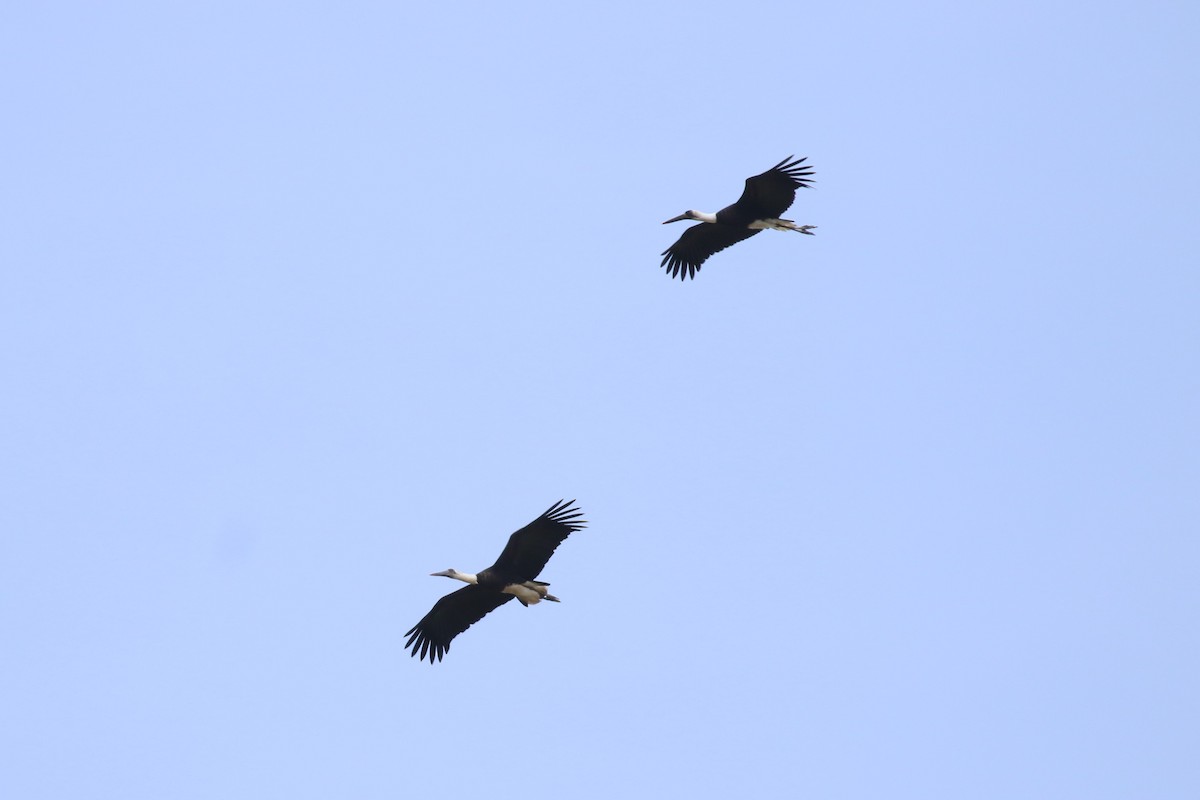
[404,500,587,664]
[660,156,817,280]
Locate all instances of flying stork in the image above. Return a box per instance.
[404,499,587,664]
[660,156,817,280]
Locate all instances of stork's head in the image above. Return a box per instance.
[663,210,700,224]
[430,568,460,579]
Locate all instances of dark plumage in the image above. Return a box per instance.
[404,500,587,664]
[660,156,816,280]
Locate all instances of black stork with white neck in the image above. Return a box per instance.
[404,500,587,664]
[660,156,817,280]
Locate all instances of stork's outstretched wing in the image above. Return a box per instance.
[661,225,761,280]
[404,585,515,664]
[487,499,586,581]
[735,156,814,219]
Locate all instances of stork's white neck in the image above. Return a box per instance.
[693,210,718,224]
[435,569,478,585]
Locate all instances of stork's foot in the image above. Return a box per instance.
[796,225,817,235]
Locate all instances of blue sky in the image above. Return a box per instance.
[2,1,1198,797]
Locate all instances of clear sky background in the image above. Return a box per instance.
[2,1,1198,797]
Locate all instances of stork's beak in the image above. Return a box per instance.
[430,569,453,577]
[662,213,690,224]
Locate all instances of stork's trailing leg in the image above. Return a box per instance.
[755,218,817,235]
[505,579,561,606]
[524,580,559,602]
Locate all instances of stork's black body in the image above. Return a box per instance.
[660,156,816,280]
[404,500,586,664]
